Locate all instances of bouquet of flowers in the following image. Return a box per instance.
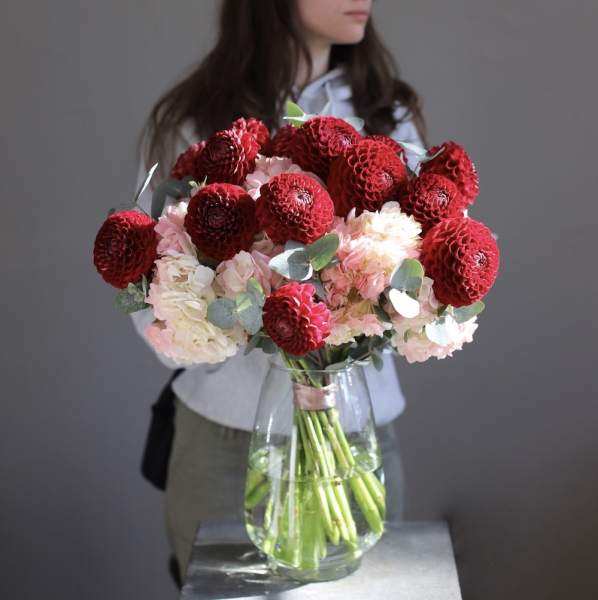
[93,102,499,577]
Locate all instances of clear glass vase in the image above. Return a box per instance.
[245,355,385,582]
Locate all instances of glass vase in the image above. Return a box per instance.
[245,355,385,582]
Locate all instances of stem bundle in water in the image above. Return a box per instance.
[245,403,386,575]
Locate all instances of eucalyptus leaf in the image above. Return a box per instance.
[108,202,137,218]
[306,233,339,271]
[141,274,149,296]
[286,101,305,118]
[390,259,424,292]
[115,288,149,314]
[306,278,326,301]
[321,255,340,270]
[396,141,429,157]
[269,249,313,281]
[389,288,420,318]
[247,278,265,307]
[417,146,445,163]
[126,283,146,304]
[133,163,158,204]
[235,292,263,332]
[206,297,237,329]
[179,176,198,199]
[244,334,262,356]
[425,318,454,346]
[344,116,364,132]
[285,240,307,252]
[374,304,392,323]
[151,178,184,220]
[261,337,278,355]
[452,301,485,323]
[325,361,351,371]
[371,353,384,372]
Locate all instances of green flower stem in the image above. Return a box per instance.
[308,411,357,546]
[321,408,385,532]
[299,359,321,387]
[349,476,384,535]
[301,411,350,545]
[297,408,338,543]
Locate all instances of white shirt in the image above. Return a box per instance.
[132,67,423,431]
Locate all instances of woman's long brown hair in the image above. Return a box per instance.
[142,0,426,178]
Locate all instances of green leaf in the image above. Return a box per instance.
[344,116,364,132]
[389,288,420,318]
[390,259,424,292]
[244,334,262,356]
[196,250,220,269]
[306,233,339,271]
[425,316,459,346]
[133,163,158,204]
[108,202,137,218]
[235,292,263,334]
[417,146,445,163]
[115,288,149,313]
[437,304,449,317]
[206,297,237,329]
[452,301,485,323]
[261,336,278,354]
[286,101,305,118]
[179,176,198,199]
[371,353,384,372]
[247,278,265,307]
[321,255,340,270]
[151,178,184,220]
[374,304,391,323]
[285,240,307,252]
[306,278,326,301]
[126,282,146,303]
[269,249,313,281]
[325,361,351,371]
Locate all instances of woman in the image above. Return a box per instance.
[133,0,426,583]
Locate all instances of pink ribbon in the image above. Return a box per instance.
[292,382,338,411]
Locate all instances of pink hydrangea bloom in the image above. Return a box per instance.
[388,276,477,362]
[154,201,196,256]
[391,319,478,363]
[244,155,325,200]
[328,299,391,346]
[322,202,422,307]
[214,247,283,299]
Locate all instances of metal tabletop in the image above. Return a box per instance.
[181,521,462,600]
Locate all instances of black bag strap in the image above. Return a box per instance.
[141,369,184,490]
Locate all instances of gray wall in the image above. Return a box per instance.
[1,1,596,599]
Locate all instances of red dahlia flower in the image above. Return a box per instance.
[420,217,499,307]
[170,141,206,181]
[419,141,479,205]
[262,282,331,356]
[256,173,334,245]
[184,183,258,261]
[269,123,296,158]
[93,210,158,289]
[399,174,467,234]
[231,117,271,155]
[327,139,408,217]
[290,116,362,180]
[198,128,260,185]
[364,134,406,162]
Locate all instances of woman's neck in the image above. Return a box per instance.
[295,39,332,88]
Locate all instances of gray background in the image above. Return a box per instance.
[1,1,596,599]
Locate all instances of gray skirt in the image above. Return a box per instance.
[165,398,405,580]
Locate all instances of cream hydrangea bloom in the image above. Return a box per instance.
[144,250,245,365]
